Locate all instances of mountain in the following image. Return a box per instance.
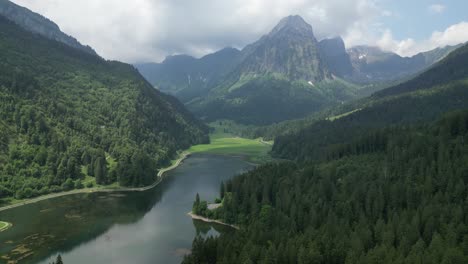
[235,15,330,82]
[0,14,208,200]
[273,43,468,161]
[136,47,241,102]
[319,37,353,77]
[375,43,468,97]
[184,109,468,264]
[178,15,357,125]
[347,44,460,83]
[183,42,468,264]
[137,15,459,126]
[0,0,96,55]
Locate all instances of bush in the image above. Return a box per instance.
[50,185,62,193]
[86,182,94,188]
[61,178,74,191]
[75,179,84,189]
[39,186,50,195]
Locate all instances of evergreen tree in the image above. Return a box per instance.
[220,181,225,199]
[94,157,107,185]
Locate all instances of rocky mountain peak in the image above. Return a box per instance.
[269,15,315,38]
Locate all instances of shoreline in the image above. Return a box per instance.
[187,212,239,230]
[0,151,190,213]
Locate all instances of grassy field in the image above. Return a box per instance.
[0,221,12,232]
[188,131,273,164]
[326,108,362,121]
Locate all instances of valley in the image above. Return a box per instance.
[0,154,253,264]
[0,1,468,264]
[0,127,270,212]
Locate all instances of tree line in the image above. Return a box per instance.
[0,16,208,201]
[183,110,468,264]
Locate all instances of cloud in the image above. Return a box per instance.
[428,4,446,14]
[376,22,468,57]
[10,0,467,62]
[11,0,382,63]
[430,22,468,47]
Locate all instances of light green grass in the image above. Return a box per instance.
[188,131,273,164]
[0,221,12,232]
[327,108,362,121]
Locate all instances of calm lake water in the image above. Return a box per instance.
[0,154,252,264]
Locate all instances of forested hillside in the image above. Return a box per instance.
[272,44,468,161]
[184,110,468,264]
[183,41,468,264]
[0,15,208,200]
[375,44,468,97]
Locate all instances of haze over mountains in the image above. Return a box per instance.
[136,15,460,125]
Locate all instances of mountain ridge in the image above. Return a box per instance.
[136,15,462,125]
[0,0,97,55]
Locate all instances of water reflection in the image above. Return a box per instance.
[0,176,174,263]
[0,154,252,264]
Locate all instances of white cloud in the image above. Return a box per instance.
[376,22,468,57]
[11,0,381,63]
[376,30,417,56]
[430,22,468,47]
[428,4,446,14]
[9,0,467,62]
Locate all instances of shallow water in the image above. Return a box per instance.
[0,154,252,264]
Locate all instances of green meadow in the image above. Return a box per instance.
[0,221,12,232]
[188,130,273,164]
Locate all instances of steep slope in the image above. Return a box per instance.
[319,37,353,77]
[184,110,468,264]
[182,43,468,264]
[273,43,468,161]
[375,43,468,97]
[348,44,460,83]
[137,15,460,126]
[136,47,241,102]
[235,15,329,82]
[183,16,358,125]
[0,15,208,200]
[0,0,96,55]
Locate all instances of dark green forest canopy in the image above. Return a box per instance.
[183,42,468,264]
[0,15,208,200]
[184,110,468,264]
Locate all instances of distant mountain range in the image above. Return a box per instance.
[136,15,460,125]
[0,0,96,55]
[347,44,460,83]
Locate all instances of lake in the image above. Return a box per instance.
[0,154,253,264]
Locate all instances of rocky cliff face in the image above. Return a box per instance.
[0,0,96,55]
[319,37,353,77]
[237,15,330,82]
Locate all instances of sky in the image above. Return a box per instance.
[10,0,468,63]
